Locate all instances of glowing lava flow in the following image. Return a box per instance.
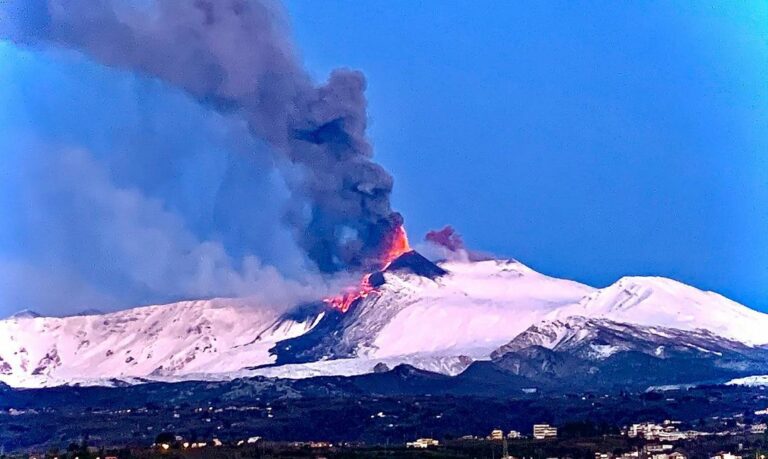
[324,225,411,313]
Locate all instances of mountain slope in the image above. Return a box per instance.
[270,256,594,365]
[0,298,323,387]
[485,316,768,390]
[2,253,768,388]
[550,276,768,344]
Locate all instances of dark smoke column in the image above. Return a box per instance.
[0,0,402,272]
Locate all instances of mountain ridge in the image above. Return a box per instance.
[1,253,767,388]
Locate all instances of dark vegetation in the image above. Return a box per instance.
[1,372,767,455]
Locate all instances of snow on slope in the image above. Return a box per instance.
[2,256,767,388]
[727,375,768,387]
[361,259,595,358]
[549,276,768,345]
[492,316,762,361]
[0,298,322,387]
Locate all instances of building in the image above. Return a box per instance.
[644,444,674,453]
[755,408,768,416]
[490,429,504,440]
[710,453,742,459]
[657,431,688,441]
[406,438,439,449]
[627,421,687,441]
[751,423,767,434]
[533,424,558,440]
[595,453,613,459]
[507,430,522,439]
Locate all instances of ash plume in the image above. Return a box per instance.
[1,0,400,273]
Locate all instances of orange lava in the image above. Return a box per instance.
[381,224,411,265]
[324,225,411,313]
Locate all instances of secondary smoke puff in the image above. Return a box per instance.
[425,226,465,252]
[1,0,399,272]
[421,226,491,263]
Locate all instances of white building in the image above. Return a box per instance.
[628,421,686,441]
[710,453,742,459]
[644,444,674,453]
[490,429,504,440]
[406,438,439,449]
[507,430,522,439]
[533,424,558,440]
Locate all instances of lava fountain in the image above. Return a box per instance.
[324,225,411,312]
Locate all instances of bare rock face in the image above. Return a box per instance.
[0,356,12,375]
[32,348,61,376]
[373,362,390,373]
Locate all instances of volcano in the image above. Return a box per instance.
[2,252,768,388]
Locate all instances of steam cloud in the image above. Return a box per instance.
[1,0,400,272]
[0,0,399,315]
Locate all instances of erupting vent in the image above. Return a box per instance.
[324,225,411,312]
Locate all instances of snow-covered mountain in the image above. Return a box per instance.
[492,316,767,361]
[484,316,768,389]
[1,252,767,388]
[550,276,768,344]
[0,298,323,387]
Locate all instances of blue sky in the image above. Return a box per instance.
[285,1,768,311]
[0,2,766,316]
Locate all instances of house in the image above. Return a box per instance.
[310,442,332,448]
[406,438,439,449]
[490,429,504,440]
[533,424,558,440]
[628,421,686,441]
[710,453,742,459]
[507,430,522,439]
[657,431,688,441]
[644,444,674,453]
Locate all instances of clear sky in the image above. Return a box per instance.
[285,1,768,311]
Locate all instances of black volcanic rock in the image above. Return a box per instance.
[373,362,390,373]
[384,250,447,278]
[271,250,447,364]
[369,250,447,286]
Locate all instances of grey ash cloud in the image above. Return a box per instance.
[1,0,400,272]
[0,0,401,314]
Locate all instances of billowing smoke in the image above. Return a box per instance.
[1,0,400,273]
[0,0,400,315]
